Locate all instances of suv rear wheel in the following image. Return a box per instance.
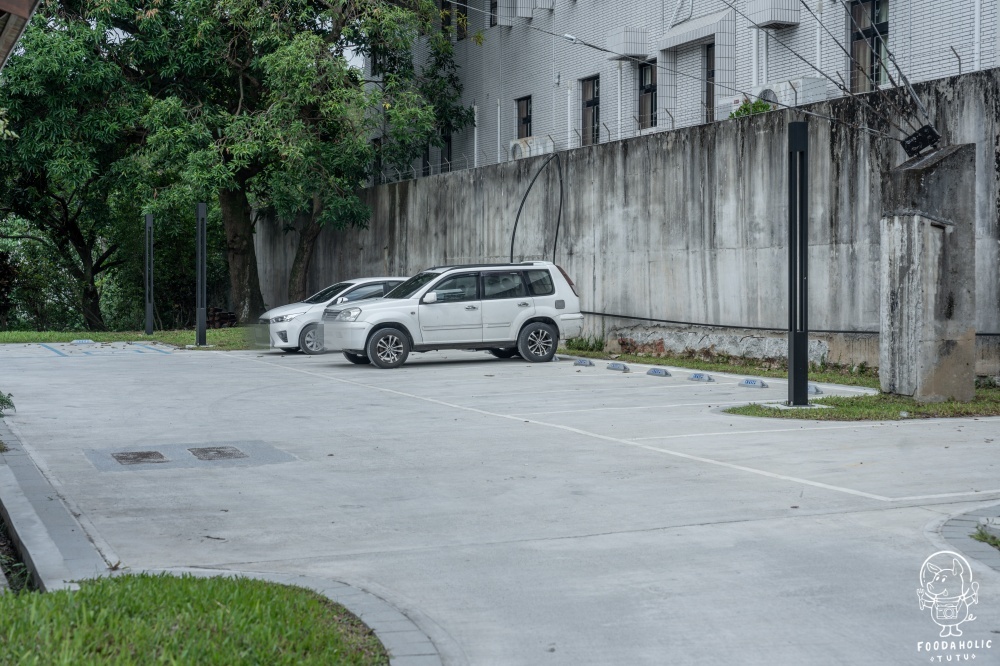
[517,322,557,363]
[367,328,409,369]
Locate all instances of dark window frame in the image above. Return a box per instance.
[638,61,657,130]
[490,0,498,27]
[456,0,468,40]
[849,0,889,93]
[581,75,600,146]
[440,0,451,33]
[704,43,715,124]
[516,96,532,139]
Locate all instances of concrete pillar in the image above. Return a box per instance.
[879,144,976,402]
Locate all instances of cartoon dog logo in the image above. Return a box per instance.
[917,551,979,637]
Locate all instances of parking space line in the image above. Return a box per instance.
[38,344,68,357]
[135,344,172,355]
[509,400,753,416]
[233,354,1000,504]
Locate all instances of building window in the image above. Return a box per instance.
[638,61,657,129]
[850,0,889,93]
[581,76,600,145]
[440,0,451,33]
[490,0,498,26]
[456,0,468,40]
[704,43,715,124]
[516,96,532,139]
[441,133,453,172]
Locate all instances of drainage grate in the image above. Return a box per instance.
[112,451,169,465]
[187,446,248,461]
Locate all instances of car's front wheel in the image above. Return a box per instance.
[367,328,409,369]
[489,347,520,359]
[298,324,324,355]
[343,351,371,365]
[517,322,557,363]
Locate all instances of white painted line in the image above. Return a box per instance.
[233,355,1000,505]
[510,400,750,417]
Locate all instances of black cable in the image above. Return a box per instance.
[551,153,563,264]
[510,153,563,263]
[797,0,921,133]
[716,0,912,138]
[832,0,931,125]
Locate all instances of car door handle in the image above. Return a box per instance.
[517,302,530,307]
[465,305,478,311]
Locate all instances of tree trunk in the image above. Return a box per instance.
[218,187,266,322]
[80,277,106,331]
[287,214,323,303]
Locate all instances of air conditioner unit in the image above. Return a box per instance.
[749,77,826,109]
[510,136,554,160]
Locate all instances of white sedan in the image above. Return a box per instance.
[255,277,404,354]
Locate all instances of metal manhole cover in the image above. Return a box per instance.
[187,446,248,461]
[112,451,169,465]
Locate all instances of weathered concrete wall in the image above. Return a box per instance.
[255,70,1000,374]
[880,145,978,400]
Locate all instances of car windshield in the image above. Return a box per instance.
[384,272,439,299]
[302,283,352,304]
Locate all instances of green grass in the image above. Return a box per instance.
[973,526,1000,551]
[558,347,881,389]
[0,328,254,351]
[0,573,389,665]
[725,386,1000,421]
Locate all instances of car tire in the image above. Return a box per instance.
[489,347,520,359]
[298,324,324,355]
[343,351,371,365]
[517,322,557,363]
[367,328,409,369]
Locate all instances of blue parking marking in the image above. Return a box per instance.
[135,344,171,355]
[39,344,68,357]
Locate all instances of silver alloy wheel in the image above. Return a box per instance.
[375,334,403,363]
[303,327,321,352]
[526,328,553,357]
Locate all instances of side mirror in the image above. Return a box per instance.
[335,296,348,304]
[422,292,438,304]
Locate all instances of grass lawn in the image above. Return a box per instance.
[558,344,1000,421]
[725,386,1000,421]
[558,348,881,389]
[0,328,254,351]
[0,573,388,665]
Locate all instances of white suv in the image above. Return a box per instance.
[322,262,584,368]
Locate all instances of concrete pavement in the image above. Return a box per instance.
[1,341,999,664]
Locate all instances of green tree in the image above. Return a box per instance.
[74,0,474,314]
[0,9,147,330]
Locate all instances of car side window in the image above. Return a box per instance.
[525,270,555,296]
[383,281,404,295]
[483,272,527,300]
[429,273,479,302]
[343,284,386,302]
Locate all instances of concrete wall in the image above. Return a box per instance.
[256,69,1000,374]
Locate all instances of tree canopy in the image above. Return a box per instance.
[0,0,474,328]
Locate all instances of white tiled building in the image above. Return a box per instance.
[377,0,997,178]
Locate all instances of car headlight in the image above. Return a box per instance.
[271,312,305,323]
[337,307,362,322]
